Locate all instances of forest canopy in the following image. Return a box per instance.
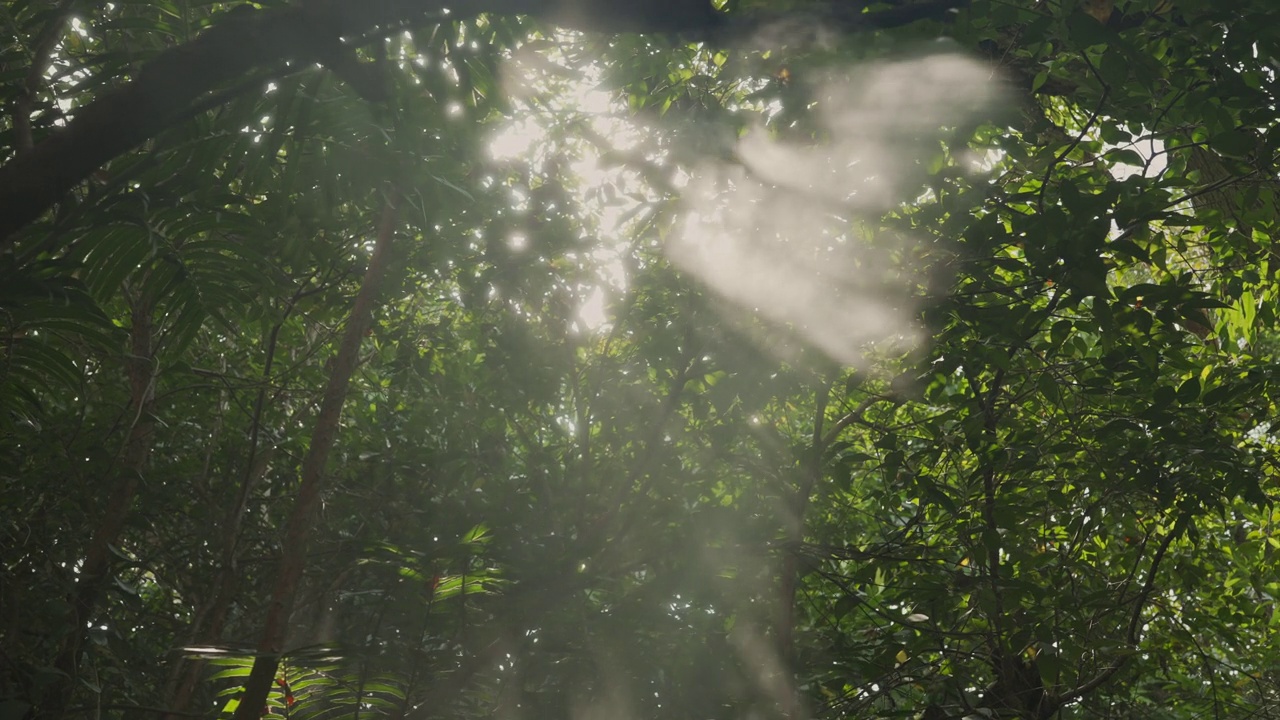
[3,1,1280,719]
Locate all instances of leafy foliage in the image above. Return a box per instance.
[3,1,1280,719]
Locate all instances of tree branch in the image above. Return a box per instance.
[1057,514,1187,707]
[231,190,401,720]
[0,0,964,247]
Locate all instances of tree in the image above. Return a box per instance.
[2,1,1279,719]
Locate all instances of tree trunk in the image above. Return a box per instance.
[231,193,400,720]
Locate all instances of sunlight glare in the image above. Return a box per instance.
[488,40,643,333]
[489,118,546,162]
[575,287,610,334]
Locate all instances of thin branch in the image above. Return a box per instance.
[1058,514,1188,706]
[1036,53,1110,215]
[821,395,885,449]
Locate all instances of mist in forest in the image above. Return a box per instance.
[669,53,1003,365]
